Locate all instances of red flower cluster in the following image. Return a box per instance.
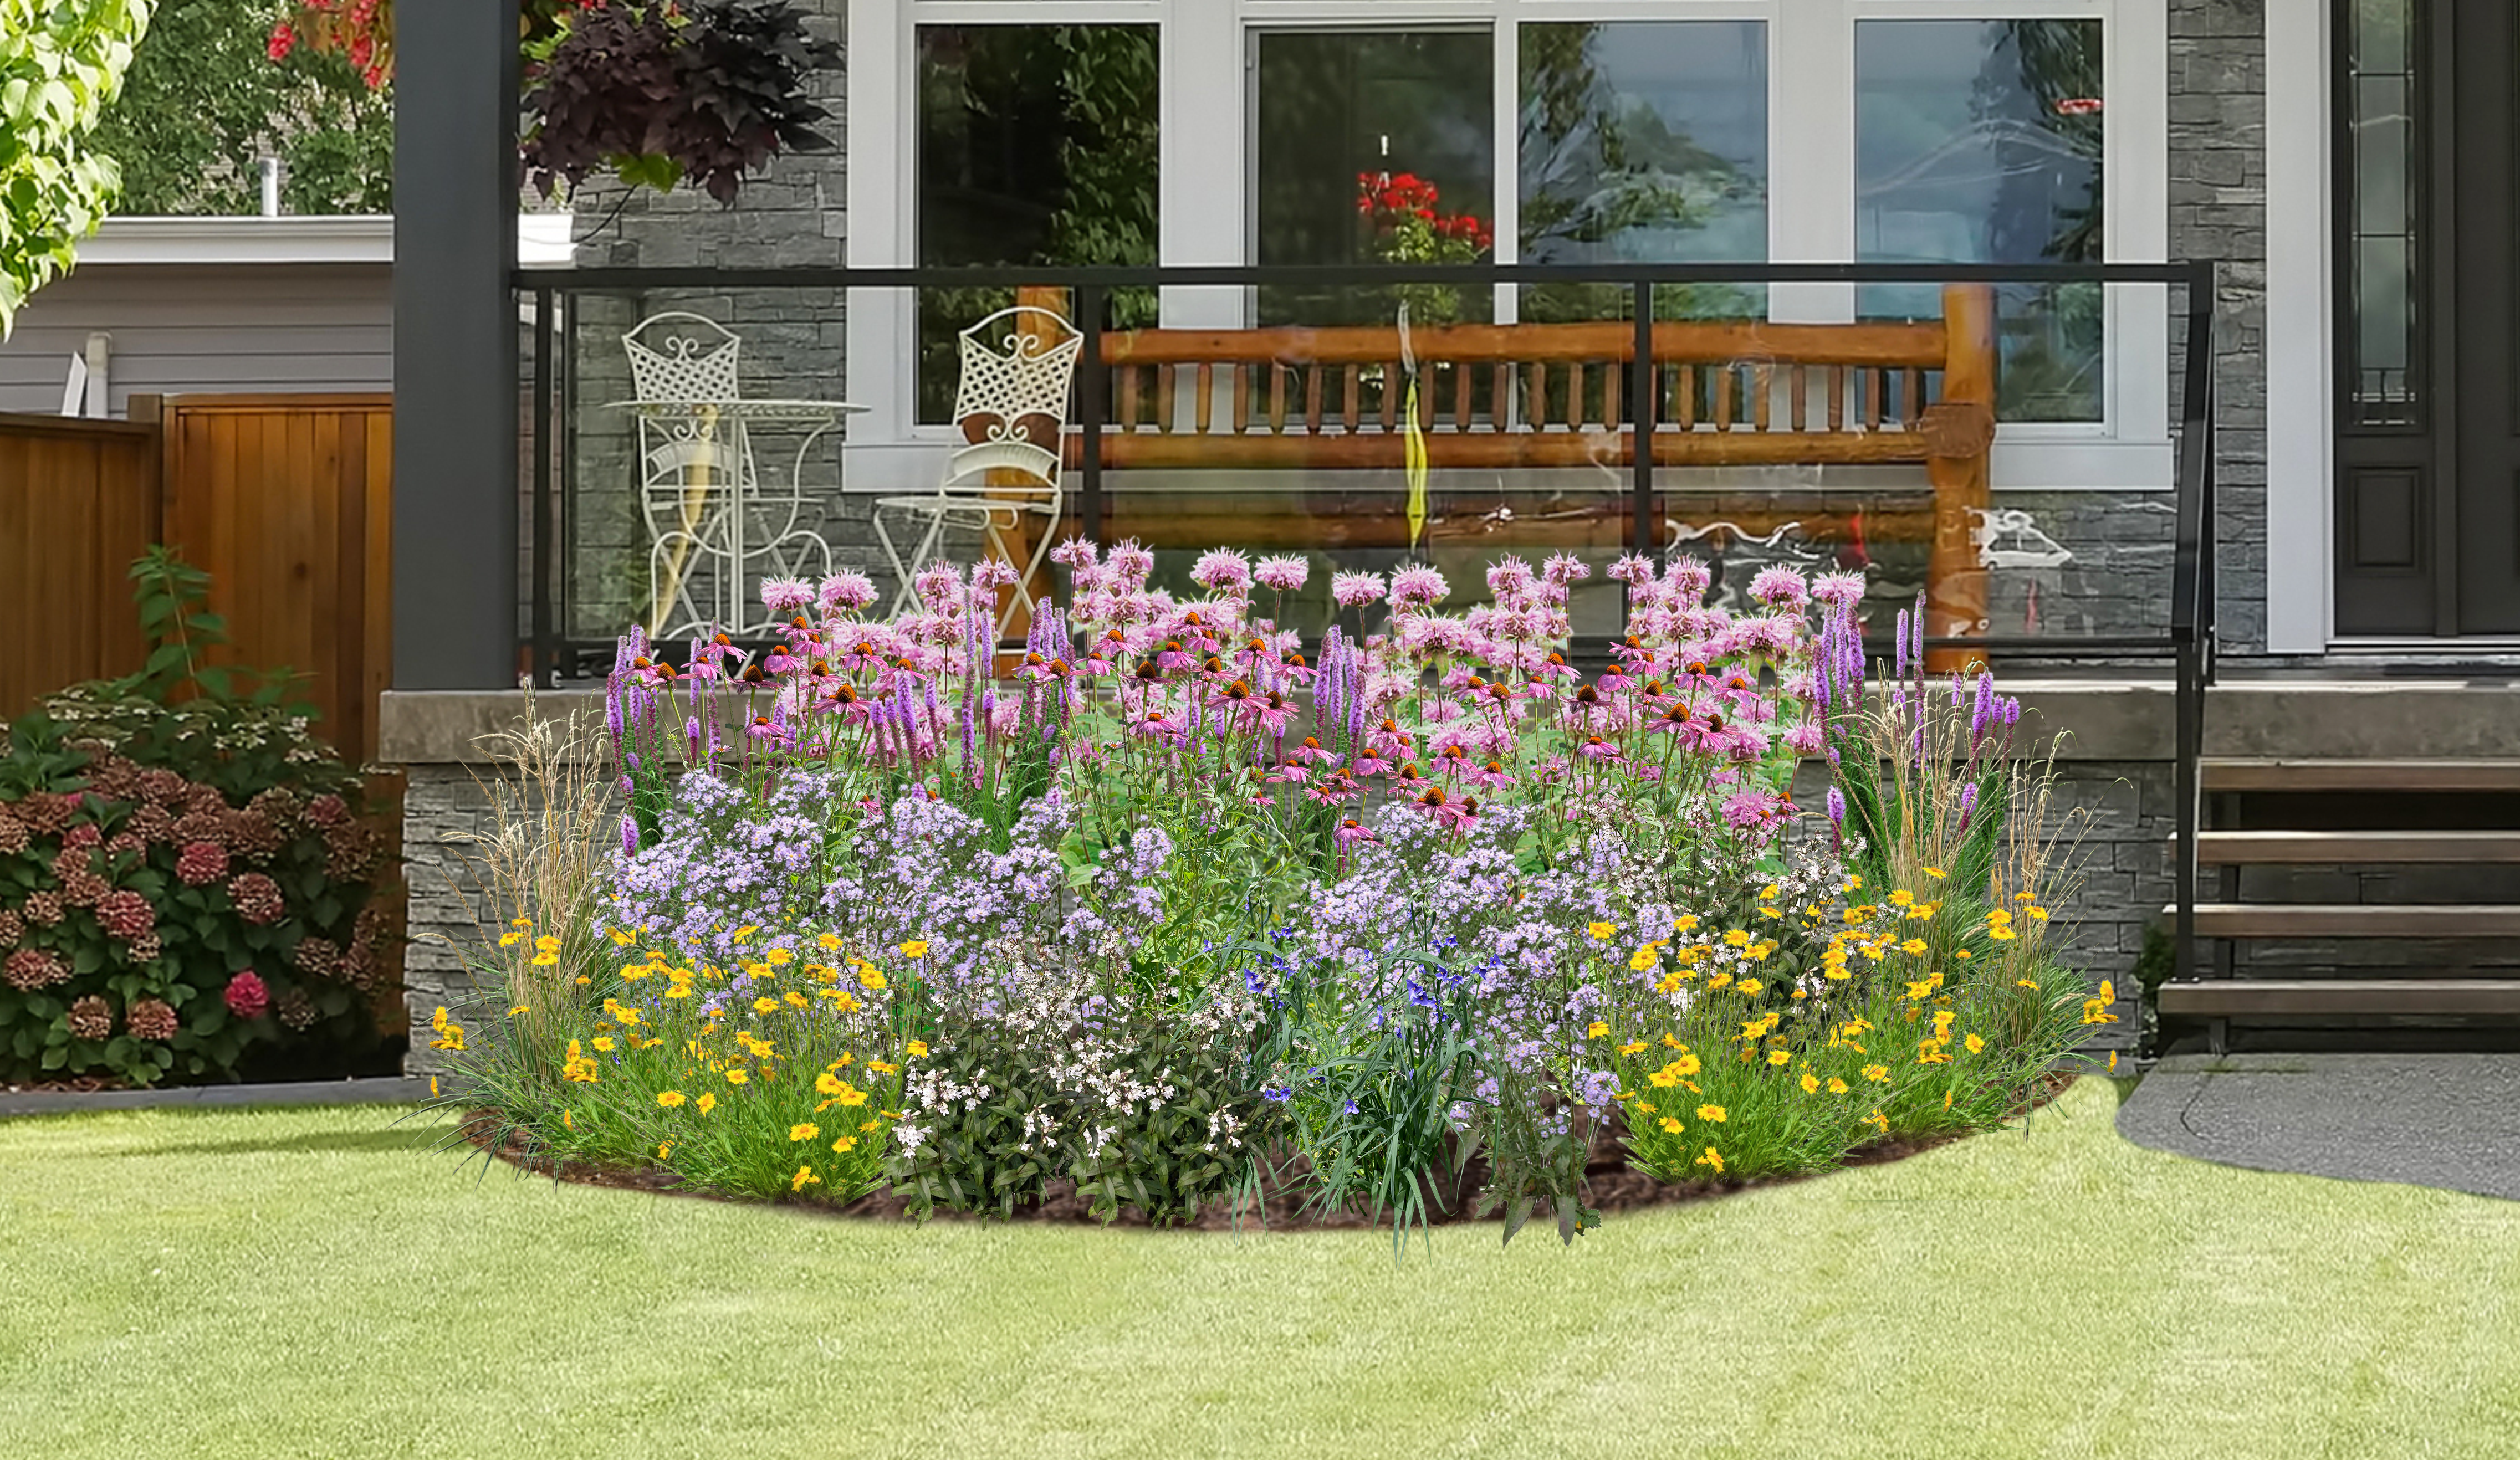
[229,873,287,927]
[1354,170,1495,253]
[175,841,231,887]
[225,971,272,1021]
[126,998,180,1042]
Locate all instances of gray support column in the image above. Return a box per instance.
[392,0,522,688]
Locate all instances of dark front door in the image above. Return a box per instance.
[2335,0,2520,636]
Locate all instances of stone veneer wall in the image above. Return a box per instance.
[2170,0,2267,654]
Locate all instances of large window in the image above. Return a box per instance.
[914,23,1159,419]
[1518,20,1768,321]
[1856,19,2107,422]
[1251,29,1495,324]
[856,1,2164,472]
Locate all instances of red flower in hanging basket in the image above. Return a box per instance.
[2055,97,2104,116]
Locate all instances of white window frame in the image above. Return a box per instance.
[847,0,2169,495]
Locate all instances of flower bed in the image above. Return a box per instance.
[436,545,2110,1243]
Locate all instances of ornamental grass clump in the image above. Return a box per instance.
[435,545,2106,1241]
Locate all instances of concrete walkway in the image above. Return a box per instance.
[2118,1053,2520,1201]
[0,1075,431,1119]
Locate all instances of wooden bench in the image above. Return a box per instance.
[1011,285,1998,659]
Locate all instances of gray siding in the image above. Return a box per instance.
[0,263,391,417]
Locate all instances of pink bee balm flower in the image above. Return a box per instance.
[1332,571,1386,608]
[1254,555,1310,593]
[817,571,878,614]
[759,577,817,613]
[1190,549,1253,596]
[1388,564,1450,607]
[1811,571,1868,609]
[1749,566,1810,611]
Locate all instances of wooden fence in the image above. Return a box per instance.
[0,394,393,762]
[0,413,162,716]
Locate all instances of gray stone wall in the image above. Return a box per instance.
[400,764,501,1076]
[2170,0,2268,654]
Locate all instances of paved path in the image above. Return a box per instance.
[0,1075,431,1119]
[2118,1053,2520,1201]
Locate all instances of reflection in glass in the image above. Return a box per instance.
[2346,0,2417,427]
[1518,21,1768,322]
[916,24,1159,421]
[1856,19,2104,421]
[1253,30,1495,325]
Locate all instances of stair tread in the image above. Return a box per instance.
[2202,758,2520,792]
[2169,903,2520,936]
[2159,978,2520,1016]
[2194,830,2520,863]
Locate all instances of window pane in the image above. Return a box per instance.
[2345,0,2418,427]
[1518,21,1767,321]
[1253,29,1494,325]
[1856,19,2104,422]
[916,24,1159,421]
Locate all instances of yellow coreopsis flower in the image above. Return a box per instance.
[1900,938,1928,956]
[1658,1116,1683,1133]
[753,997,781,1015]
[1648,1069,1679,1089]
[1827,1076,1849,1094]
[616,1006,642,1026]
[766,947,795,967]
[591,1037,615,1053]
[499,932,523,948]
[1696,1104,1727,1123]
[832,1135,858,1153]
[791,1165,820,1191]
[1800,1071,1820,1094]
[789,1123,820,1143]
[657,1090,687,1108]
[784,991,809,1009]
[1616,1040,1647,1056]
[1865,1109,1889,1133]
[1863,1064,1889,1083]
[724,1068,749,1085]
[1735,979,1764,997]
[1965,1033,1985,1054]
[859,968,888,991]
[907,1040,929,1059]
[609,928,634,946]
[1674,913,1700,933]
[1695,1147,1724,1174]
[696,1092,717,1114]
[1586,1021,1610,1038]
[1628,946,1659,972]
[815,1072,847,1095]
[899,940,929,959]
[657,1142,673,1159]
[1767,1049,1792,1067]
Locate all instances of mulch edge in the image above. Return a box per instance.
[458,1071,2079,1232]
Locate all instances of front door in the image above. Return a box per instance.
[2335,0,2520,636]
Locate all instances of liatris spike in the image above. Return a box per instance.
[604,673,625,740]
[1909,592,1926,675]
[1971,670,1994,746]
[1826,786,1847,849]
[620,814,639,857]
[1893,608,1910,680]
[1958,781,1979,832]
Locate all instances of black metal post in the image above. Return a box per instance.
[1077,284,1105,546]
[393,0,521,688]
[531,285,555,687]
[1630,280,1654,557]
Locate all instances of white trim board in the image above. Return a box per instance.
[2264,0,2331,654]
[72,214,575,269]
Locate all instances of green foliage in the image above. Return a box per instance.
[0,548,388,1087]
[85,0,388,216]
[0,0,151,337]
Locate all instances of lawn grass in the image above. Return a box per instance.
[2,1077,2515,1459]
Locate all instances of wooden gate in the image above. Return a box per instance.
[140,393,395,761]
[0,413,162,716]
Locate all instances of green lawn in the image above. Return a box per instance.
[2,1078,2514,1459]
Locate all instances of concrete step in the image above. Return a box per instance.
[2158,979,2520,1017]
[2170,904,2520,938]
[2202,758,2520,793]
[2195,830,2520,864]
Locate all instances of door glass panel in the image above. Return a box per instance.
[1253,29,1495,325]
[1517,21,1768,323]
[1856,19,2105,422]
[2345,0,2419,428]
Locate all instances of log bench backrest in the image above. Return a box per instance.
[1082,284,1997,475]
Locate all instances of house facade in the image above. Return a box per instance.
[385,0,2520,1065]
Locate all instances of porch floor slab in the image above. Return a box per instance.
[2118,1053,2520,1202]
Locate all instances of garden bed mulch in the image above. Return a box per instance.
[461,1071,2076,1231]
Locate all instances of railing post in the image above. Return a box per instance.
[1924,282,1997,673]
[531,284,555,688]
[1630,280,1654,562]
[1077,283,1105,550]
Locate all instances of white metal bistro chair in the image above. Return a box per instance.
[622,311,840,639]
[873,305,1083,633]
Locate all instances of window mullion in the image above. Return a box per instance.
[1771,0,1854,324]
